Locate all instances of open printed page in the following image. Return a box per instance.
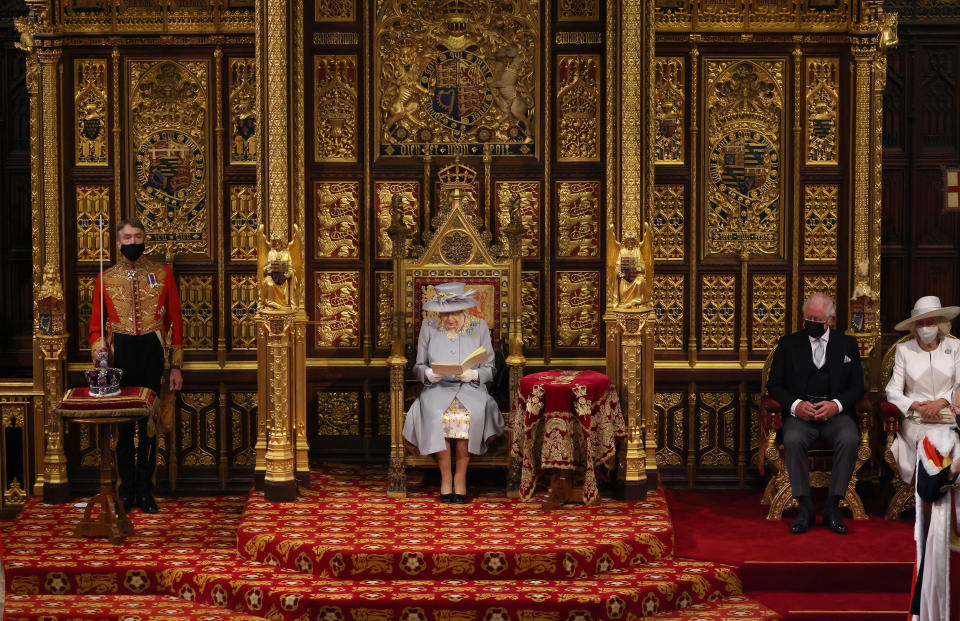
[431,346,488,377]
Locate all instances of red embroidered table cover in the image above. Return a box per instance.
[511,370,626,504]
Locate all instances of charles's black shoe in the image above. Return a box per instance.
[790,512,812,534]
[823,510,848,534]
[120,494,135,514]
[138,495,159,514]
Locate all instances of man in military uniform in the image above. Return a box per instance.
[89,218,182,513]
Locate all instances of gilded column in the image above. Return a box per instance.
[386,194,411,497]
[262,312,296,501]
[503,194,526,498]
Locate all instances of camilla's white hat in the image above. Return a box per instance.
[893,295,960,331]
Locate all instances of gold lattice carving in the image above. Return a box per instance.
[696,0,744,29]
[376,271,393,348]
[652,184,684,260]
[178,275,214,350]
[803,184,838,262]
[315,272,360,347]
[314,55,358,162]
[559,0,599,20]
[375,181,418,258]
[129,59,210,255]
[77,276,96,352]
[317,392,360,436]
[750,0,798,26]
[701,274,736,350]
[655,57,684,164]
[806,57,839,165]
[751,274,786,352]
[375,0,538,157]
[495,181,540,258]
[230,392,256,467]
[230,185,258,261]
[230,274,258,350]
[315,181,359,258]
[556,271,600,347]
[521,271,540,349]
[705,59,784,256]
[4,479,26,506]
[556,181,600,257]
[803,274,838,302]
[229,58,257,165]
[558,55,600,161]
[377,393,390,437]
[76,186,110,262]
[653,274,684,350]
[698,391,736,467]
[316,0,354,21]
[180,392,216,467]
[655,392,684,466]
[75,59,108,166]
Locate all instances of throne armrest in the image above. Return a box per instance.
[879,400,901,434]
[855,398,873,432]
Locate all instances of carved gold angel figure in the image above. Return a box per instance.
[608,223,653,309]
[256,224,303,311]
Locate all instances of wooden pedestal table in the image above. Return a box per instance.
[54,387,157,545]
[511,370,626,509]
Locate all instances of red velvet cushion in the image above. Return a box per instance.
[55,387,157,419]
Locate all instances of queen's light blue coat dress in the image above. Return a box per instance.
[402,317,505,455]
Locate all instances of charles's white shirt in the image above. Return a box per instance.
[790,327,845,416]
[885,335,960,416]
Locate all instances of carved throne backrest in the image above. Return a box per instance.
[880,333,959,399]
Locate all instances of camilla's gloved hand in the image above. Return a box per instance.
[425,369,443,384]
[457,369,480,383]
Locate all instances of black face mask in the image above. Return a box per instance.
[120,243,145,262]
[804,319,826,339]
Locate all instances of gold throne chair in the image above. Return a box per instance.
[385,172,526,498]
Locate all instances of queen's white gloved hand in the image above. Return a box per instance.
[457,369,479,383]
[425,369,443,384]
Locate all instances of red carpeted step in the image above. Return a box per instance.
[741,561,915,592]
[160,552,748,620]
[236,467,675,581]
[646,594,780,620]
[2,593,265,620]
[751,590,910,621]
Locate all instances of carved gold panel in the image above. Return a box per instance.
[376,271,393,349]
[435,162,480,216]
[655,58,684,164]
[317,392,360,436]
[375,0,538,156]
[698,391,736,467]
[697,1,745,30]
[495,181,540,258]
[705,59,785,257]
[315,0,354,22]
[178,275,214,351]
[74,59,108,166]
[751,274,786,352]
[314,55,358,162]
[559,0,599,20]
[315,272,360,348]
[556,181,601,258]
[701,274,736,350]
[128,60,210,256]
[655,392,685,466]
[228,58,257,165]
[230,274,258,350]
[521,271,540,349]
[750,0,798,27]
[229,392,256,467]
[652,184,685,260]
[315,181,360,258]
[374,181,419,258]
[806,58,839,165]
[77,276,96,352]
[229,185,258,261]
[802,274,838,303]
[557,55,601,162]
[556,271,601,348]
[76,186,110,262]
[179,392,216,467]
[653,274,684,351]
[803,184,839,262]
[377,393,390,437]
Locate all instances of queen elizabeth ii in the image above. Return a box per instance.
[402,282,505,503]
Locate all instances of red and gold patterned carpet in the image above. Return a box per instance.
[1,465,779,620]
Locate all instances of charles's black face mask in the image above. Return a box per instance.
[804,319,826,339]
[120,243,145,262]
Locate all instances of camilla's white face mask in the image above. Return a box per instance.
[916,325,939,345]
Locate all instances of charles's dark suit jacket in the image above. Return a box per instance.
[766,329,865,416]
